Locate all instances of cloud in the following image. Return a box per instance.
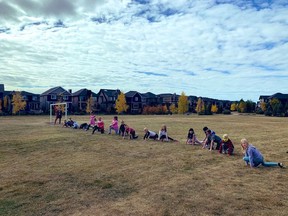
[0,0,288,101]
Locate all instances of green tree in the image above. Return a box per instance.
[115,92,129,114]
[12,91,26,114]
[178,92,189,114]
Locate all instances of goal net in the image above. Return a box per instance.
[50,102,68,124]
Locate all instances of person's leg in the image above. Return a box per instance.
[262,161,280,167]
[92,126,98,134]
[59,117,61,124]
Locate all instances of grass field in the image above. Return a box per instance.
[0,114,287,216]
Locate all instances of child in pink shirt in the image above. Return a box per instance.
[108,116,119,134]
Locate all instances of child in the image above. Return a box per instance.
[124,125,138,139]
[143,127,158,140]
[119,120,126,137]
[92,117,105,134]
[108,116,119,134]
[218,134,234,155]
[86,113,96,131]
[241,138,284,168]
[158,124,177,142]
[203,129,222,151]
[186,128,202,145]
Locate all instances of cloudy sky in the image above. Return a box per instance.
[0,0,288,101]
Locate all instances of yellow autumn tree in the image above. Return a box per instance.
[178,91,189,114]
[86,96,93,114]
[230,102,237,111]
[169,103,178,114]
[196,98,205,114]
[211,104,218,113]
[238,100,247,113]
[260,101,267,112]
[4,95,8,111]
[115,92,129,114]
[12,91,26,114]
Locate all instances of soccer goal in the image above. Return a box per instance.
[50,102,68,124]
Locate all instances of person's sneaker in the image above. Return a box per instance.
[278,163,284,168]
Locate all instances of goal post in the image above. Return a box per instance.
[50,102,68,124]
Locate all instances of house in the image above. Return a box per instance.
[258,93,288,108]
[71,88,98,113]
[40,86,72,113]
[97,89,121,113]
[141,92,158,107]
[21,91,40,113]
[0,84,4,100]
[125,91,143,114]
[157,93,179,106]
[268,93,288,104]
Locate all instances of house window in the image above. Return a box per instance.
[32,96,38,101]
[135,97,138,102]
[63,96,68,100]
[51,95,57,100]
[133,104,139,109]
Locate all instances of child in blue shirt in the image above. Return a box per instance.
[241,138,284,168]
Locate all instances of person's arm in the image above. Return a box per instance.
[143,131,148,140]
[248,148,255,168]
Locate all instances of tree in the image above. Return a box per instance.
[12,91,26,114]
[169,103,178,114]
[4,95,8,111]
[260,101,267,112]
[270,98,282,116]
[211,104,218,113]
[115,92,129,114]
[178,92,189,114]
[238,100,246,113]
[196,98,205,114]
[86,96,93,114]
[230,103,237,111]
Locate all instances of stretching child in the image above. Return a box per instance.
[241,138,284,168]
[158,125,177,142]
[218,134,234,155]
[143,128,158,140]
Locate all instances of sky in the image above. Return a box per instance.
[0,0,288,102]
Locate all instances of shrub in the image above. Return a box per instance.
[222,110,231,115]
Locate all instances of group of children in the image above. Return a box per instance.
[61,114,285,169]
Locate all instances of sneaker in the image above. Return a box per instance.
[278,163,284,168]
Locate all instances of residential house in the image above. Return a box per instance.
[141,92,158,107]
[157,93,179,107]
[72,88,98,113]
[97,89,121,113]
[40,86,72,113]
[21,91,40,113]
[0,84,4,100]
[125,91,143,114]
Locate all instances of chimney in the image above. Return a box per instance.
[68,89,72,94]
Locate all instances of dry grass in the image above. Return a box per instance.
[0,114,287,216]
